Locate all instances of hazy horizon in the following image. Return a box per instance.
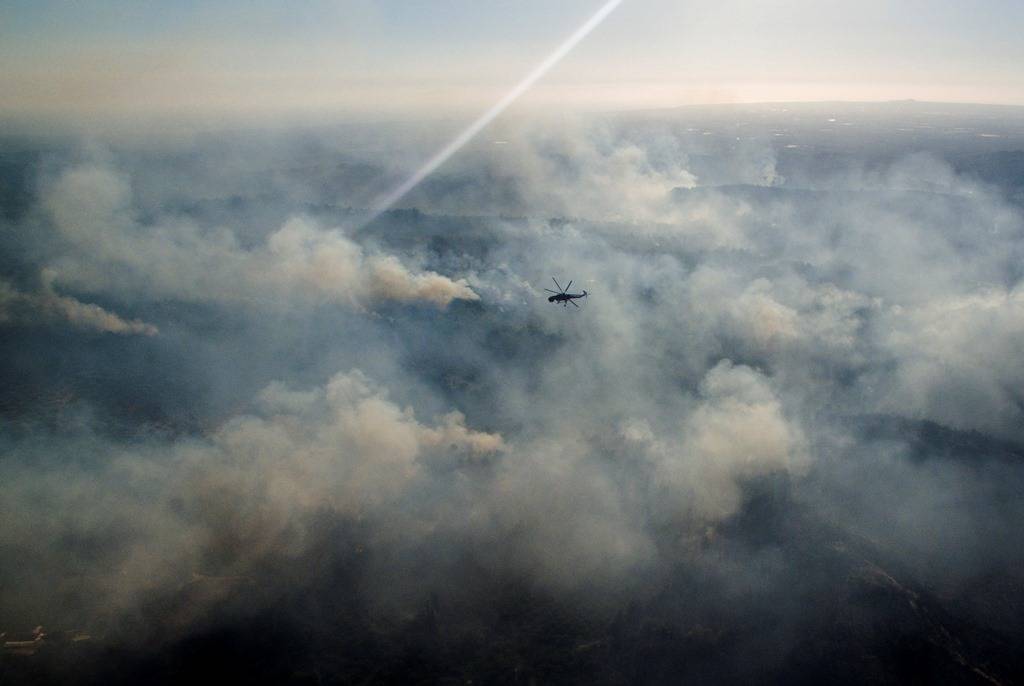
[4,0,1024,120]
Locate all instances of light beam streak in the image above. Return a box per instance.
[363,0,624,225]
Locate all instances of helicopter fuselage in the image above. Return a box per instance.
[545,279,587,307]
[548,291,587,303]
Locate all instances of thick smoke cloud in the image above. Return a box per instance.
[2,104,1024,682]
[632,360,809,523]
[0,370,504,627]
[42,163,477,309]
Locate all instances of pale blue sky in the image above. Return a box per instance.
[3,0,1023,117]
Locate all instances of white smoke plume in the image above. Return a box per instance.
[42,164,478,309]
[0,275,158,336]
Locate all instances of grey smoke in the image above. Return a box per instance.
[1,105,1024,680]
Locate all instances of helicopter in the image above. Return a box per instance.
[545,278,588,308]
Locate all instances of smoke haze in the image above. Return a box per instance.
[2,101,1024,683]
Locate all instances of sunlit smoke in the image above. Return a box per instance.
[363,0,625,225]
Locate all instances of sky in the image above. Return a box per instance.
[2,0,1024,120]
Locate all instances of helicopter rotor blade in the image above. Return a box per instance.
[544,289,559,294]
[570,299,580,308]
[565,280,573,292]
[552,277,563,292]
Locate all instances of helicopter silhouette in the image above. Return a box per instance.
[545,278,588,308]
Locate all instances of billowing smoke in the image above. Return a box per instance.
[0,370,504,626]
[0,273,157,336]
[631,360,809,523]
[42,164,478,309]
[2,103,1024,682]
